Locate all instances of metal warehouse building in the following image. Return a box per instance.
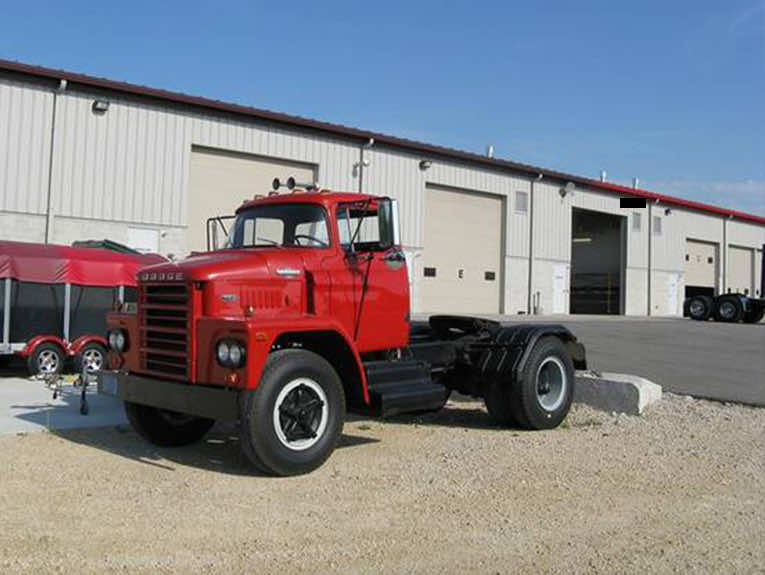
[1,59,764,316]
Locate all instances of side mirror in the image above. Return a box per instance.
[377,198,400,250]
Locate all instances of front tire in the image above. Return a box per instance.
[744,306,765,324]
[239,349,345,476]
[487,337,574,430]
[124,402,215,447]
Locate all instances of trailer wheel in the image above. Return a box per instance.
[27,342,65,377]
[714,296,743,323]
[74,342,107,374]
[507,336,574,430]
[124,402,215,447]
[239,349,345,476]
[687,295,713,321]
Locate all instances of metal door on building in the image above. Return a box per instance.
[420,185,503,314]
[728,246,753,295]
[187,146,316,253]
[684,239,718,296]
[552,264,568,314]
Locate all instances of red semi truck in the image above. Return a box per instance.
[99,182,587,475]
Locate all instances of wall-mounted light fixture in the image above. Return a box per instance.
[419,159,432,171]
[92,99,110,113]
[664,208,672,216]
[559,182,575,198]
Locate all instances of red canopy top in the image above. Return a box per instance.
[0,241,166,287]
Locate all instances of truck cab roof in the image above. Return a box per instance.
[236,190,380,214]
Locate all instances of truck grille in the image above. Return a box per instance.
[139,283,190,381]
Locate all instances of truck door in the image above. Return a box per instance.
[332,201,410,352]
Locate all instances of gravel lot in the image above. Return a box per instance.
[1,394,763,574]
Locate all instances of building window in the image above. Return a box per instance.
[424,267,436,278]
[632,212,641,231]
[515,191,528,215]
[652,216,662,236]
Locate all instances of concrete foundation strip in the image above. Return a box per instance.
[574,371,662,415]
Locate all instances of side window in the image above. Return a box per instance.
[336,205,380,251]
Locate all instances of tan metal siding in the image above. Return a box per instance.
[0,78,53,214]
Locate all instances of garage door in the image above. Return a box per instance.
[420,185,503,314]
[728,246,753,295]
[188,147,316,252]
[684,239,718,292]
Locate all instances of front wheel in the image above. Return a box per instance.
[486,337,574,430]
[124,402,215,447]
[239,349,345,476]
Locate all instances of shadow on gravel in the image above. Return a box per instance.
[383,405,511,432]
[50,424,379,477]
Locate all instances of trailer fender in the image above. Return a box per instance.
[18,335,68,357]
[69,335,108,355]
[477,324,586,384]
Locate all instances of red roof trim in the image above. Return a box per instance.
[1,58,763,225]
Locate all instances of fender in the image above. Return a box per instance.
[18,335,68,357]
[477,324,587,383]
[69,335,108,355]
[243,317,370,404]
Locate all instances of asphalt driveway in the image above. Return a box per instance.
[497,315,765,406]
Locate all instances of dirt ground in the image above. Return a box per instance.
[1,394,763,574]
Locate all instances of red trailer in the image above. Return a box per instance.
[0,241,163,376]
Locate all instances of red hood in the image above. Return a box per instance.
[139,249,305,283]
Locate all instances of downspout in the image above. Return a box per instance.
[44,79,66,244]
[722,216,730,294]
[647,200,657,315]
[527,174,542,314]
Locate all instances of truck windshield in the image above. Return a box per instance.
[226,204,330,249]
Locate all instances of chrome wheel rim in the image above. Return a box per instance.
[37,350,60,374]
[719,302,736,320]
[273,378,328,451]
[82,348,104,372]
[536,356,567,412]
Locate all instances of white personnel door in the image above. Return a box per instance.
[552,264,568,314]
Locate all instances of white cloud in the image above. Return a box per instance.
[643,180,765,216]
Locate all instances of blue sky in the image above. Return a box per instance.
[1,1,764,214]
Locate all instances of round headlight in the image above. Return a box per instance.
[115,331,126,352]
[228,343,244,367]
[108,331,118,350]
[216,341,231,365]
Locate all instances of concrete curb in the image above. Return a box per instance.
[574,371,662,415]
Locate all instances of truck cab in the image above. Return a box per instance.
[100,184,587,475]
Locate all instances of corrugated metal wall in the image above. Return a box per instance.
[1,72,764,316]
[0,79,53,214]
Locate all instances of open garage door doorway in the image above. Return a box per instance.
[684,239,718,298]
[570,208,626,315]
[419,185,504,314]
[187,146,316,253]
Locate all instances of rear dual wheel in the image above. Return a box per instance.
[484,337,574,430]
[715,296,744,323]
[687,295,713,321]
